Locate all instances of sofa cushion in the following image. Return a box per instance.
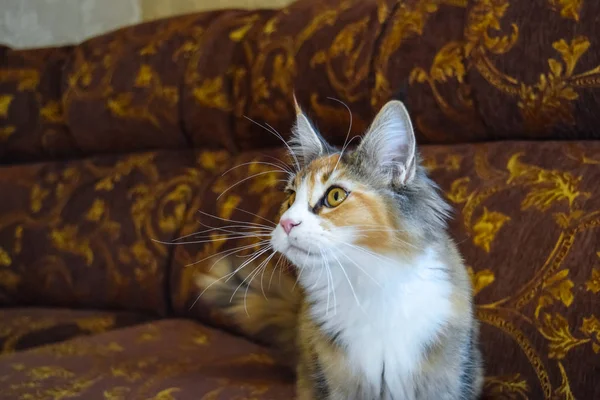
[0,149,230,314]
[0,308,153,355]
[171,140,600,398]
[0,319,294,399]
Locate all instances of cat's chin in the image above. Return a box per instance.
[279,244,321,267]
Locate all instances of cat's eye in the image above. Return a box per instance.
[325,187,348,208]
[288,191,296,208]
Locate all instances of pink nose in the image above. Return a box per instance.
[280,218,301,235]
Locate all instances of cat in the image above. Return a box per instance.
[196,98,483,400]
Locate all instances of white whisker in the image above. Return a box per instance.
[186,240,270,267]
[269,253,285,290]
[153,233,271,246]
[262,154,294,174]
[331,251,362,311]
[216,170,283,200]
[326,97,355,174]
[229,248,274,304]
[244,115,300,172]
[234,208,277,227]
[258,251,277,300]
[337,249,382,288]
[197,210,273,230]
[221,161,293,178]
[338,242,399,264]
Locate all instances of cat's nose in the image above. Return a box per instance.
[280,219,301,235]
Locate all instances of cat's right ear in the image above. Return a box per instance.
[289,96,330,166]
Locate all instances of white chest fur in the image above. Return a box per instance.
[300,247,454,398]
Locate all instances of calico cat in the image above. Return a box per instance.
[196,99,483,400]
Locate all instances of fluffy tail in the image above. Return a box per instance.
[195,256,301,364]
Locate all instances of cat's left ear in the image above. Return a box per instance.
[289,95,331,166]
[358,100,417,185]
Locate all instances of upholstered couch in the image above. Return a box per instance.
[1,0,599,398]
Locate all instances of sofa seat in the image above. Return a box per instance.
[0,308,154,355]
[0,319,294,399]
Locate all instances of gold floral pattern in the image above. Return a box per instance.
[0,320,292,399]
[0,309,149,355]
[586,267,600,294]
[167,141,600,399]
[548,0,583,21]
[472,207,510,252]
[1,0,600,398]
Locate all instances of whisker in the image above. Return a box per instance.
[190,245,271,310]
[293,261,304,290]
[197,210,273,230]
[262,154,294,174]
[258,251,277,301]
[268,253,285,290]
[225,246,273,285]
[337,250,382,288]
[310,253,325,292]
[221,161,293,178]
[216,170,284,200]
[195,220,272,237]
[326,97,353,174]
[206,242,271,273]
[244,115,300,172]
[178,227,272,241]
[153,233,271,246]
[229,247,274,301]
[171,224,270,243]
[319,247,329,317]
[326,250,337,317]
[265,121,301,172]
[331,251,362,311]
[234,208,277,227]
[237,250,276,316]
[172,223,271,242]
[338,242,399,265]
[186,240,270,267]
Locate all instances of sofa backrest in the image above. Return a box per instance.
[3,0,600,165]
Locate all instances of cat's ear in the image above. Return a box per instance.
[358,100,416,185]
[289,95,330,166]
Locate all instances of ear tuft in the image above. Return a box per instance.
[288,100,331,166]
[358,100,416,185]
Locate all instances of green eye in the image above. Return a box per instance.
[325,187,348,208]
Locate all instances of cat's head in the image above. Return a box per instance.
[270,99,450,269]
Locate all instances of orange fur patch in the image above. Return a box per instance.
[322,190,396,252]
[287,155,417,255]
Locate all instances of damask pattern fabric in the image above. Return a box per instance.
[172,141,600,399]
[0,308,153,354]
[3,0,600,163]
[0,319,294,399]
[0,150,230,313]
[0,0,599,399]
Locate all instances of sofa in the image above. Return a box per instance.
[1,0,599,398]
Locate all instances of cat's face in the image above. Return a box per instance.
[271,100,449,269]
[271,153,402,268]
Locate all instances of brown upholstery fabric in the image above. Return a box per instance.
[171,141,600,398]
[0,319,294,399]
[0,150,223,313]
[0,308,152,354]
[0,46,75,163]
[1,0,600,398]
[4,0,600,164]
